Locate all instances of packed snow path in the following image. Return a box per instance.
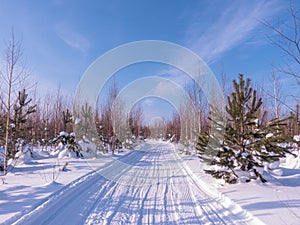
[12,142,257,225]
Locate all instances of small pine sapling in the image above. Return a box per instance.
[10,89,36,158]
[197,74,294,184]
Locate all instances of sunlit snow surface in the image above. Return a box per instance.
[0,141,299,224]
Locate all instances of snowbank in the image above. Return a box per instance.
[294,135,300,142]
[78,136,97,158]
[50,132,82,159]
[14,144,34,164]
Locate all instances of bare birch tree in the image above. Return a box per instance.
[271,70,283,118]
[263,0,300,84]
[0,30,28,174]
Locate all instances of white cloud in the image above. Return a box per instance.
[55,22,90,54]
[154,79,182,96]
[151,1,283,98]
[186,1,283,64]
[142,98,154,106]
[158,68,191,84]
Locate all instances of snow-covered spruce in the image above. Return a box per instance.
[78,135,97,158]
[1,89,37,172]
[14,139,37,164]
[51,132,83,159]
[196,74,295,184]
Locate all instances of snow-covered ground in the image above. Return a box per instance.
[0,141,299,224]
[181,142,300,225]
[218,157,300,225]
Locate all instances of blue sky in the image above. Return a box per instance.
[0,0,298,120]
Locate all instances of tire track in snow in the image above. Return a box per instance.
[11,172,108,225]
[162,143,209,224]
[87,144,164,224]
[10,142,260,225]
[167,147,227,224]
[85,150,150,224]
[160,143,186,225]
[104,163,150,224]
[168,142,257,225]
[168,157,206,224]
[11,149,146,225]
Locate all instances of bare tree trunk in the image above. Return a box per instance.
[272,70,280,118]
[4,63,13,175]
[263,0,300,84]
[1,30,23,174]
[54,86,62,135]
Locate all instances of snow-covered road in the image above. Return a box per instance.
[11,142,260,225]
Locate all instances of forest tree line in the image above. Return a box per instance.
[0,2,299,177]
[0,29,299,151]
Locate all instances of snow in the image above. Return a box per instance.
[253,118,259,125]
[57,148,77,159]
[216,154,300,224]
[78,136,97,158]
[0,147,4,159]
[14,145,33,164]
[73,117,81,125]
[0,148,110,224]
[294,135,300,142]
[218,172,300,225]
[59,131,69,137]
[281,153,300,169]
[0,141,299,224]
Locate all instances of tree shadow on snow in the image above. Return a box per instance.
[10,164,54,174]
[272,168,300,187]
[243,199,300,211]
[281,168,300,176]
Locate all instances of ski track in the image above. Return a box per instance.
[8,142,257,225]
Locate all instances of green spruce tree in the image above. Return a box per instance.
[9,89,36,158]
[52,132,83,158]
[197,74,294,183]
[197,105,238,183]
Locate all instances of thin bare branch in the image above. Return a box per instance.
[261,1,300,83]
